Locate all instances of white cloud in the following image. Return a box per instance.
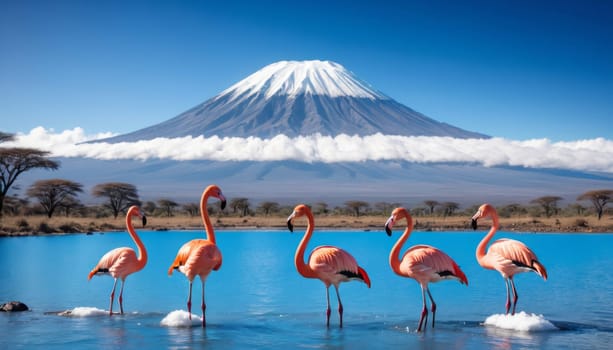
[4,127,613,172]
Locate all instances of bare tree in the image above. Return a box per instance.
[578,189,612,220]
[158,198,178,217]
[1,195,28,216]
[57,195,84,217]
[440,201,460,216]
[345,200,369,217]
[143,201,158,215]
[313,201,329,215]
[564,203,586,216]
[26,179,83,218]
[229,197,250,216]
[182,202,199,217]
[374,201,402,215]
[0,146,60,217]
[92,182,140,218]
[531,196,563,218]
[500,203,526,218]
[423,200,439,215]
[257,201,279,216]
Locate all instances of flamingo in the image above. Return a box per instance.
[168,184,226,327]
[471,203,548,315]
[88,205,147,315]
[385,207,468,332]
[287,204,371,328]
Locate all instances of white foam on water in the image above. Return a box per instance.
[59,307,108,317]
[484,311,558,332]
[160,310,202,327]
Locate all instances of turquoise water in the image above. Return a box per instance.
[1,229,612,349]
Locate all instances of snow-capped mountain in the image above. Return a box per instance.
[221,60,387,100]
[100,60,486,142]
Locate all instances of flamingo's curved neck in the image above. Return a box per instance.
[201,189,216,244]
[390,211,413,275]
[476,212,499,262]
[126,212,147,269]
[295,211,317,279]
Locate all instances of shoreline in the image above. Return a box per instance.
[1,214,611,236]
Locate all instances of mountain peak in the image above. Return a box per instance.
[218,60,388,100]
[97,60,487,141]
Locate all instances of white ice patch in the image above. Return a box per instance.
[160,310,202,327]
[59,307,108,317]
[484,311,557,332]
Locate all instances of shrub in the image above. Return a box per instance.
[58,222,83,233]
[37,222,54,234]
[16,219,30,230]
[575,218,589,228]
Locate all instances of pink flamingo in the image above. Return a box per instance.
[88,205,147,315]
[287,204,371,327]
[385,207,468,331]
[168,184,226,327]
[471,203,548,315]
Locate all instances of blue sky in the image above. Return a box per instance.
[1,0,612,141]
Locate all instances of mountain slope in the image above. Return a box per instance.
[19,158,612,205]
[101,60,486,142]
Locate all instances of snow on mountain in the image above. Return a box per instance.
[99,60,486,142]
[218,60,388,100]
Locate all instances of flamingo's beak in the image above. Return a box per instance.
[384,216,394,236]
[471,218,478,230]
[218,192,227,210]
[286,211,296,232]
[471,209,482,230]
[142,215,147,227]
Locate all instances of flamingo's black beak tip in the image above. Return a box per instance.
[142,216,147,227]
[287,220,294,233]
[471,218,478,230]
[385,225,392,236]
[220,199,226,210]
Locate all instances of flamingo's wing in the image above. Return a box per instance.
[489,239,547,278]
[168,241,194,275]
[168,239,222,279]
[489,239,536,267]
[308,245,370,285]
[309,246,358,272]
[401,245,468,284]
[89,247,136,279]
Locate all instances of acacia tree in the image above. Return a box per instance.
[92,182,140,218]
[26,179,83,218]
[143,201,158,215]
[345,200,369,217]
[578,189,612,220]
[500,203,525,218]
[2,195,28,216]
[440,201,460,216]
[531,196,563,218]
[257,201,279,216]
[374,201,401,215]
[57,195,84,217]
[313,202,329,215]
[424,200,439,215]
[158,198,178,217]
[229,197,250,216]
[182,202,199,217]
[0,144,60,217]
